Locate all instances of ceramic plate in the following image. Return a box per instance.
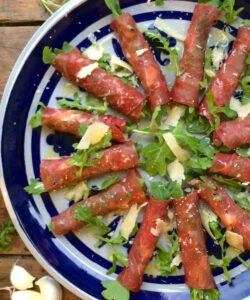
[1,0,250,299]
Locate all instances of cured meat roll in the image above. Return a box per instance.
[194,177,250,250]
[53,48,146,120]
[40,141,138,192]
[171,4,220,108]
[213,116,250,149]
[174,193,216,289]
[51,170,146,235]
[111,13,170,110]
[118,197,169,292]
[42,107,126,142]
[210,153,250,183]
[199,27,250,120]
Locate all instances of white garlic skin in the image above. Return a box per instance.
[36,276,62,300]
[11,290,42,300]
[10,265,35,291]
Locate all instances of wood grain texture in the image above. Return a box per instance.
[0,26,38,98]
[0,0,47,23]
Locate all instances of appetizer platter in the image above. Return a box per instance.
[1,0,250,299]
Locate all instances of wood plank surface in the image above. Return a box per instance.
[0,0,47,23]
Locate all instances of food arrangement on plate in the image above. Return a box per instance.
[2,0,250,299]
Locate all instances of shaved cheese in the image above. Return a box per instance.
[77,122,109,150]
[110,56,133,77]
[226,230,244,251]
[205,68,216,78]
[160,105,185,129]
[212,47,225,70]
[170,253,182,268]
[84,44,104,61]
[64,181,89,202]
[163,132,189,161]
[63,83,79,96]
[145,262,161,276]
[120,203,147,240]
[199,202,218,240]
[76,62,98,79]
[136,48,148,56]
[167,159,185,184]
[154,17,186,42]
[229,96,250,118]
[150,218,168,237]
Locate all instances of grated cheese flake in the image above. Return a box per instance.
[154,17,186,41]
[76,62,99,79]
[229,96,250,118]
[167,159,185,184]
[163,132,189,161]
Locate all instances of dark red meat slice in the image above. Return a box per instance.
[213,116,250,149]
[40,141,138,192]
[174,192,216,289]
[111,13,170,111]
[171,4,220,108]
[210,153,250,183]
[51,170,146,235]
[42,107,126,142]
[53,48,146,120]
[193,177,250,250]
[118,197,169,292]
[199,27,250,120]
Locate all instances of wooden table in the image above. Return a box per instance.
[0,1,81,299]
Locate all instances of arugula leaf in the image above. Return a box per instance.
[233,192,250,213]
[57,92,108,114]
[156,0,164,5]
[97,232,127,246]
[220,0,244,24]
[155,231,180,276]
[145,30,182,76]
[74,205,110,236]
[211,174,245,193]
[98,52,112,72]
[42,42,73,64]
[0,222,15,251]
[240,58,250,104]
[190,288,221,300]
[185,107,212,135]
[24,179,45,195]
[107,250,128,275]
[101,280,130,300]
[236,146,250,158]
[244,19,250,27]
[100,176,120,190]
[200,48,215,89]
[150,181,183,200]
[78,124,88,136]
[29,102,46,128]
[184,156,213,170]
[104,0,122,17]
[41,0,69,14]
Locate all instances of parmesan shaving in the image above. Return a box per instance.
[212,47,225,70]
[163,132,189,161]
[110,56,133,77]
[136,48,148,56]
[84,44,104,61]
[76,62,98,79]
[160,105,185,129]
[120,202,147,240]
[63,83,79,96]
[226,230,245,252]
[77,122,109,150]
[154,17,186,42]
[64,181,89,202]
[205,68,216,78]
[199,202,218,240]
[150,218,168,237]
[167,159,185,184]
[170,253,182,268]
[229,96,250,118]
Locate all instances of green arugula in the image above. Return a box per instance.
[104,0,122,17]
[155,231,180,276]
[0,222,16,251]
[57,92,108,114]
[190,288,221,300]
[145,30,182,76]
[200,48,215,89]
[185,107,212,135]
[98,52,112,72]
[150,181,183,200]
[42,42,73,64]
[78,124,88,136]
[211,174,246,193]
[41,0,69,14]
[156,0,164,5]
[74,205,110,236]
[240,56,250,104]
[101,280,130,300]
[244,19,250,27]
[107,249,128,275]
[197,0,221,7]
[236,146,250,158]
[233,192,250,213]
[29,102,46,128]
[220,0,244,24]
[98,175,120,191]
[24,179,45,195]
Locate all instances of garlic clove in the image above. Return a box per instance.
[36,276,62,300]
[11,291,42,300]
[10,265,35,291]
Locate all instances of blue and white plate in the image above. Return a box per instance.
[1,0,250,299]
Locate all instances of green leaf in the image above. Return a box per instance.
[236,146,250,158]
[184,156,213,170]
[200,48,216,89]
[78,124,88,136]
[185,107,212,135]
[220,0,244,24]
[233,192,250,213]
[41,0,69,14]
[150,181,183,200]
[107,250,128,275]
[155,0,164,5]
[190,288,221,300]
[0,222,15,251]
[211,174,245,193]
[29,102,46,128]
[101,280,130,300]
[24,179,45,195]
[100,176,120,190]
[42,46,56,64]
[104,0,122,17]
[244,19,250,27]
